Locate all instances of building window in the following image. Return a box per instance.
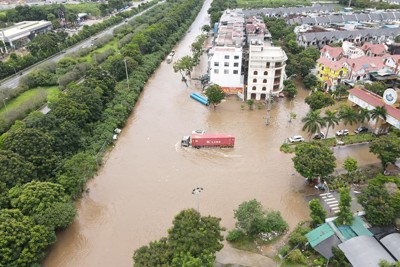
[233,70,238,74]
[224,69,229,74]
[234,55,239,59]
[264,71,268,75]
[262,86,266,91]
[253,79,257,83]
[253,71,258,75]
[252,86,256,90]
[214,69,219,74]
[224,62,229,67]
[266,62,270,68]
[251,93,256,99]
[214,62,219,67]
[321,66,324,70]
[263,79,267,83]
[224,55,229,59]
[234,62,239,67]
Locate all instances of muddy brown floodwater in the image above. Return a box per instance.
[43,1,379,266]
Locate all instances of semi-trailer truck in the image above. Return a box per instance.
[181,134,235,148]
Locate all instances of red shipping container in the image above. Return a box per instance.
[191,134,235,148]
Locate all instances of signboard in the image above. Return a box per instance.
[383,88,397,105]
[221,87,243,94]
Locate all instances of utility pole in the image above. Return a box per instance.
[192,187,204,213]
[265,91,272,126]
[123,58,130,91]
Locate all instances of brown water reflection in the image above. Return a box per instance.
[43,2,379,266]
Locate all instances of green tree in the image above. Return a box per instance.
[292,143,336,181]
[2,127,59,181]
[283,83,297,98]
[369,135,400,168]
[330,247,351,267]
[379,259,400,267]
[309,199,327,226]
[33,202,76,230]
[0,209,56,267]
[338,105,359,126]
[8,181,70,216]
[358,184,396,226]
[305,91,335,110]
[298,57,316,77]
[370,106,388,121]
[343,157,358,175]
[204,84,225,109]
[233,199,288,237]
[357,107,371,125]
[173,56,194,78]
[133,238,172,267]
[168,209,224,258]
[334,84,349,99]
[301,110,326,139]
[303,73,318,90]
[336,188,353,226]
[201,24,211,33]
[0,150,35,188]
[171,252,214,267]
[323,110,339,138]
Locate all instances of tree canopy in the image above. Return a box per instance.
[292,143,336,180]
[305,91,335,110]
[204,84,225,109]
[369,135,400,168]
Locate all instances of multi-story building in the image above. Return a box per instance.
[246,40,287,100]
[209,9,245,96]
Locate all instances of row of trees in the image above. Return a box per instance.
[0,0,157,80]
[0,0,205,265]
[301,104,389,139]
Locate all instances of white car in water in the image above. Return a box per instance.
[288,135,305,143]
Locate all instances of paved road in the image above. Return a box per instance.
[0,0,159,90]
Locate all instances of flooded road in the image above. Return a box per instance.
[43,2,379,266]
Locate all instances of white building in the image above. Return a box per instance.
[247,40,287,101]
[209,46,244,94]
[0,20,52,53]
[209,9,245,96]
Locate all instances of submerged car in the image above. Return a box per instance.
[335,129,349,136]
[192,130,205,135]
[288,135,305,143]
[313,132,325,139]
[354,126,368,134]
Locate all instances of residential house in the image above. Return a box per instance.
[342,41,365,59]
[320,45,344,61]
[361,43,388,57]
[316,57,347,90]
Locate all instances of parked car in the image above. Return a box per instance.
[288,135,305,143]
[354,126,368,134]
[313,132,325,139]
[192,130,205,134]
[335,129,349,136]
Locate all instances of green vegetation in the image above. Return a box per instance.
[205,84,225,109]
[292,143,336,181]
[227,199,288,252]
[309,199,326,227]
[133,209,224,267]
[336,188,353,226]
[370,134,400,168]
[0,0,204,265]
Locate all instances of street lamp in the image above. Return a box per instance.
[192,187,203,213]
[2,97,8,113]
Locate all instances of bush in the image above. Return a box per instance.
[226,229,245,242]
[93,48,115,64]
[278,245,290,257]
[288,224,310,249]
[93,34,114,48]
[287,249,306,264]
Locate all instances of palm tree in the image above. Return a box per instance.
[323,110,339,138]
[338,105,358,126]
[302,110,326,139]
[370,106,387,134]
[357,107,371,126]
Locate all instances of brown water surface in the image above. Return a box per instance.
[43,2,379,266]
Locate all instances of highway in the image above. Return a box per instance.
[0,0,159,90]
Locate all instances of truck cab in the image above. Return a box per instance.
[181,136,191,147]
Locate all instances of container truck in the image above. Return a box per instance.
[181,134,235,148]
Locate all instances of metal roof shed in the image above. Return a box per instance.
[339,236,396,267]
[380,233,400,260]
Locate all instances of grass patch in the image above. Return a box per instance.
[0,86,59,115]
[281,133,377,153]
[82,39,118,63]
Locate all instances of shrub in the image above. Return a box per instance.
[226,229,244,242]
[288,224,310,249]
[287,249,306,264]
[278,245,290,257]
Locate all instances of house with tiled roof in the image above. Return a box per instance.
[320,45,344,61]
[316,57,347,90]
[361,43,388,57]
[344,56,388,81]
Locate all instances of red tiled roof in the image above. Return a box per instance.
[361,43,387,55]
[346,56,386,73]
[317,57,346,71]
[321,45,344,59]
[348,88,400,120]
